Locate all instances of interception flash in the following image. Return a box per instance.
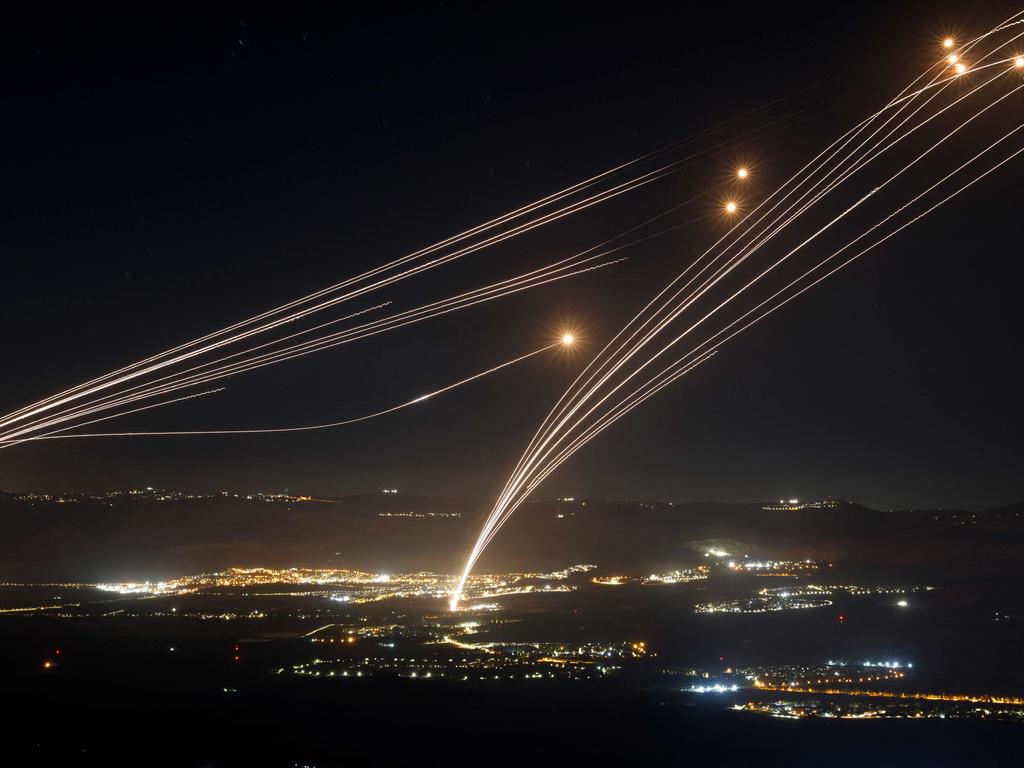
[943,38,955,49]
[725,201,738,214]
[736,167,749,179]
[562,333,575,346]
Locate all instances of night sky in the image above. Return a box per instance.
[2,2,1022,509]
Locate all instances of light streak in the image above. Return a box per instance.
[482,33,980,526]
[451,349,717,608]
[0,96,838,438]
[0,168,668,435]
[463,126,1024,604]
[0,65,914,443]
[0,256,622,444]
[2,341,565,441]
[450,13,1024,607]
[1,168,733,445]
[2,178,732,446]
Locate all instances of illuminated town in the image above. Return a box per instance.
[82,563,596,604]
[4,547,1020,729]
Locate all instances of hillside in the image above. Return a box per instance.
[0,490,1021,581]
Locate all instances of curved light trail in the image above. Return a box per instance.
[451,12,1024,608]
[3,339,571,442]
[0,70,893,444]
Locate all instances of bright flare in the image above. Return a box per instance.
[1015,56,1024,68]
[562,333,575,346]
[955,62,967,75]
[725,201,738,214]
[736,167,749,179]
[943,38,954,49]
[947,54,959,65]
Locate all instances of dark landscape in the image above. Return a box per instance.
[3,490,1023,765]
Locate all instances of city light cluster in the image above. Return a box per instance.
[727,559,821,576]
[289,634,648,683]
[752,681,1024,706]
[757,584,932,598]
[643,566,710,584]
[760,498,841,511]
[86,563,597,607]
[732,700,1024,721]
[591,565,709,586]
[694,595,833,614]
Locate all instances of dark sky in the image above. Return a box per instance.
[2,2,1022,509]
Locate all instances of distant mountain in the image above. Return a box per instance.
[888,502,1024,532]
[0,491,1020,581]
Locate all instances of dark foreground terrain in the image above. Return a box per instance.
[3,491,1023,766]
[5,618,1022,767]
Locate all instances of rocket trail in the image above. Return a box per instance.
[481,39,980,509]
[481,20,1024,536]
[451,13,1024,607]
[0,169,667,434]
[0,70,888,439]
[0,389,227,451]
[463,126,1020,601]
[0,341,568,443]
[1,189,719,444]
[0,255,623,444]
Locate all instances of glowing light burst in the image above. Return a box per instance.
[736,167,749,179]
[944,37,955,49]
[725,201,738,214]
[450,11,1024,608]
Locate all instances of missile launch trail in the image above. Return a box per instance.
[0,70,905,443]
[450,12,1024,608]
[0,339,573,443]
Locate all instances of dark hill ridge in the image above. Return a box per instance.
[0,491,1021,581]
[890,502,1024,531]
